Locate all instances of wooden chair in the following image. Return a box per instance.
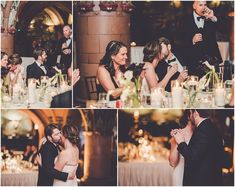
[84,76,98,100]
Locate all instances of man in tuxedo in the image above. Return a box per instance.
[56,25,72,74]
[156,37,188,91]
[173,110,223,186]
[26,48,54,82]
[184,1,222,77]
[37,124,75,186]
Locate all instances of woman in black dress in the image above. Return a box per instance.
[96,41,127,100]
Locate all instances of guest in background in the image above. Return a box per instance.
[142,40,178,90]
[56,25,72,74]
[29,145,38,165]
[23,145,32,161]
[26,47,54,82]
[183,0,222,77]
[96,41,127,100]
[156,37,188,92]
[6,53,24,86]
[1,52,9,78]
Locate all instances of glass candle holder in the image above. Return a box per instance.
[150,87,164,108]
[214,82,225,107]
[171,80,183,108]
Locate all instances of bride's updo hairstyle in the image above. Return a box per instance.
[62,125,80,146]
[143,40,161,63]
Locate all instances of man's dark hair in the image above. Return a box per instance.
[158,37,171,46]
[191,109,209,118]
[33,47,46,60]
[44,124,59,140]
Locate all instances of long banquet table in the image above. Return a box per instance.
[118,159,173,186]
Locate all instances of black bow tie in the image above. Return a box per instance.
[40,64,44,67]
[168,58,176,63]
[197,16,205,21]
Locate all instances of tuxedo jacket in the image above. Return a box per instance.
[56,37,72,73]
[178,119,223,186]
[37,141,68,186]
[184,14,222,76]
[26,62,53,82]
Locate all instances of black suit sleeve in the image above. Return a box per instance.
[41,145,68,182]
[177,125,211,167]
[26,65,33,81]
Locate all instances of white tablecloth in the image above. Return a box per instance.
[1,170,38,186]
[1,87,71,109]
[118,159,173,186]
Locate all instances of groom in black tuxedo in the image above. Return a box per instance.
[183,1,222,77]
[173,110,223,186]
[26,48,54,83]
[37,124,75,186]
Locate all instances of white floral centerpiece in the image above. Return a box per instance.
[183,60,221,107]
[118,63,144,107]
[198,61,220,91]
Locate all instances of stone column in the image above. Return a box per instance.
[1,1,14,55]
[75,2,131,99]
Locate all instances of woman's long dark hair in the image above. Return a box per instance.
[99,40,127,76]
[143,40,161,63]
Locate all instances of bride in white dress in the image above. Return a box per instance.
[53,125,80,186]
[169,110,195,186]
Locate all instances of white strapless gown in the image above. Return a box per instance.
[172,154,184,186]
[53,164,78,186]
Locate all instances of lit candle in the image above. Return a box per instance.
[215,84,225,107]
[200,97,211,108]
[151,87,163,107]
[171,80,183,108]
[28,78,36,104]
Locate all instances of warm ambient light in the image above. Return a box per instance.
[130,42,136,47]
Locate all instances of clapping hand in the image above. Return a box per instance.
[171,129,185,145]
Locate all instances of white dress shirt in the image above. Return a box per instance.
[193,11,205,29]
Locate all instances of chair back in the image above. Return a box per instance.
[84,76,98,100]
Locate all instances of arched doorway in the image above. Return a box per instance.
[14,1,72,59]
